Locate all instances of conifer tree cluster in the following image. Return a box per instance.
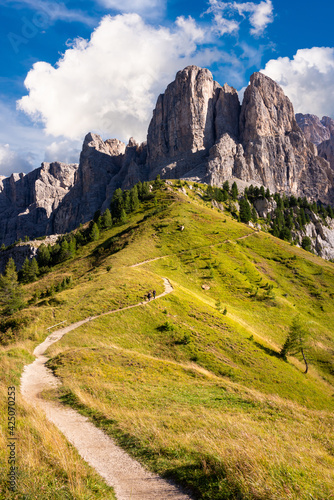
[28,181,151,274]
[110,181,151,222]
[0,258,24,314]
[206,181,239,203]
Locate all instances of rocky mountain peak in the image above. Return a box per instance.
[296,114,334,171]
[320,116,334,136]
[240,72,298,141]
[295,113,331,145]
[1,65,334,248]
[147,65,241,180]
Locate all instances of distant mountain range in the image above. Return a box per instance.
[1,65,334,246]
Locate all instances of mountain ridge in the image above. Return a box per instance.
[1,66,334,246]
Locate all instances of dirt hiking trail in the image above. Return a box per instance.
[21,278,193,500]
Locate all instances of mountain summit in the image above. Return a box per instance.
[0,65,333,245]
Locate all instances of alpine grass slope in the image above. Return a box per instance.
[1,180,334,499]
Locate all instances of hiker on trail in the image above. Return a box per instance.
[147,292,152,301]
[153,290,156,299]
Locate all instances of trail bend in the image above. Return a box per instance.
[21,278,193,500]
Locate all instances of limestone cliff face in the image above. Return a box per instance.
[147,66,240,180]
[295,114,331,145]
[147,68,333,204]
[1,65,334,248]
[296,114,334,172]
[0,162,78,246]
[318,138,334,171]
[238,73,332,201]
[53,133,147,234]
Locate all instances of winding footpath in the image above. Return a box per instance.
[21,278,193,500]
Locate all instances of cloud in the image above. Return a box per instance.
[261,47,334,118]
[17,13,212,143]
[4,0,94,25]
[0,99,81,176]
[207,0,274,36]
[0,144,32,177]
[44,140,81,164]
[96,0,166,18]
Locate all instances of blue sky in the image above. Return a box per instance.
[1,0,334,176]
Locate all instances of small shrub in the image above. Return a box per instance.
[301,236,312,252]
[175,333,191,345]
[158,321,175,332]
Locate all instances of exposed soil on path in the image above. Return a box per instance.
[21,278,193,500]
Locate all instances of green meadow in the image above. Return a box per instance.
[1,181,334,499]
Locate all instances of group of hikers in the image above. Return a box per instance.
[146,290,156,301]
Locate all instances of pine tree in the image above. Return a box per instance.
[20,258,31,284]
[280,316,309,373]
[136,181,143,199]
[123,191,131,213]
[239,198,252,223]
[29,258,39,281]
[207,185,214,199]
[68,238,76,258]
[154,174,163,188]
[300,208,307,227]
[50,243,61,264]
[223,180,230,193]
[301,236,312,252]
[141,182,150,200]
[119,208,127,224]
[129,186,139,212]
[231,182,238,200]
[89,222,100,241]
[327,205,334,219]
[59,240,69,261]
[251,206,258,223]
[111,188,124,220]
[102,209,112,228]
[37,244,51,267]
[0,258,24,314]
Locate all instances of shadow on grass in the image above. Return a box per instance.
[165,458,247,500]
[254,341,281,359]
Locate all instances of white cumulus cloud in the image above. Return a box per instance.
[0,144,32,177]
[207,0,273,36]
[261,47,334,118]
[44,140,81,164]
[17,13,212,143]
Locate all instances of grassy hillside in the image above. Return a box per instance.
[1,180,334,499]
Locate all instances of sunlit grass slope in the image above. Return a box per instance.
[1,180,334,499]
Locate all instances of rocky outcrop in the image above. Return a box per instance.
[318,138,334,171]
[52,134,147,234]
[253,198,277,218]
[291,214,334,261]
[295,114,331,145]
[296,114,334,171]
[0,235,60,274]
[0,162,78,246]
